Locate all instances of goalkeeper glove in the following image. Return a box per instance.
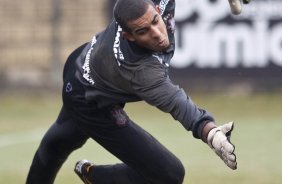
[207,122,237,170]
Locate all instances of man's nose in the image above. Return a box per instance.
[151,26,162,39]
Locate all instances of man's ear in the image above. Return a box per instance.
[155,5,161,14]
[122,32,135,42]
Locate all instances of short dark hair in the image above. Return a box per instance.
[113,0,155,32]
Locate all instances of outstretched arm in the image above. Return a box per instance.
[131,61,214,139]
[131,60,237,170]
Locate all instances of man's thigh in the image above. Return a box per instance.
[38,107,89,159]
[81,109,183,182]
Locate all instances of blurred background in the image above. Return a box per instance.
[0,0,281,183]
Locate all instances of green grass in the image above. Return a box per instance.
[0,92,281,184]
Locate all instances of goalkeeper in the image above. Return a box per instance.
[26,0,237,184]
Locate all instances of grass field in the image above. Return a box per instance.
[0,92,282,184]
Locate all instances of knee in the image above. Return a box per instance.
[167,161,185,184]
[159,159,185,184]
[40,135,86,159]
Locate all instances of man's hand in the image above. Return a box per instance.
[207,122,237,170]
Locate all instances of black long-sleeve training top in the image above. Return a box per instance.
[70,0,214,139]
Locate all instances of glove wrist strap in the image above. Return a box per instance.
[201,122,217,143]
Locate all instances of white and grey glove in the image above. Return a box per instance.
[227,0,252,15]
[207,122,237,170]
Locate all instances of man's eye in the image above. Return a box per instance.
[136,29,147,35]
[138,31,146,35]
[153,19,159,25]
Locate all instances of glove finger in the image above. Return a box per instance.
[226,158,237,170]
[221,149,236,164]
[220,122,234,136]
[221,155,235,169]
[222,140,235,153]
[222,146,237,170]
[221,153,237,169]
[225,152,236,162]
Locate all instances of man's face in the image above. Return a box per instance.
[123,4,170,52]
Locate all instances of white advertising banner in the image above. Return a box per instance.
[172,0,282,69]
